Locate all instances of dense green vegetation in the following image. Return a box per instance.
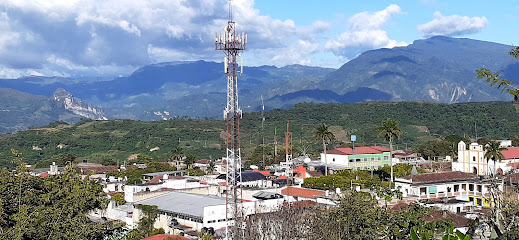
[1,101,519,167]
[0,152,122,239]
[245,190,468,239]
[302,164,426,190]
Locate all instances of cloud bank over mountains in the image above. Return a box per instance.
[0,0,489,78]
[418,12,488,37]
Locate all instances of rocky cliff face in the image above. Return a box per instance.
[53,88,108,120]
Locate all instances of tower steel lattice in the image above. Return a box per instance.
[215,1,247,239]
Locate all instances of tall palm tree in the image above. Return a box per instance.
[184,155,196,169]
[314,124,335,176]
[378,118,402,188]
[170,146,184,161]
[484,140,507,176]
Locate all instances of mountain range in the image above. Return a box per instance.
[0,36,518,133]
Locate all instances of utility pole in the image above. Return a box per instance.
[215,1,247,239]
[286,120,293,185]
[261,95,265,169]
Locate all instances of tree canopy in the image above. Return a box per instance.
[0,150,122,239]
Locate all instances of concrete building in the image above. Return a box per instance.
[395,171,502,208]
[133,191,283,236]
[320,146,391,171]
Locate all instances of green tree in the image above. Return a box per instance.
[170,146,184,161]
[314,124,335,176]
[111,193,125,206]
[484,140,507,176]
[476,47,519,102]
[378,118,402,187]
[184,155,196,169]
[0,150,122,239]
[127,204,160,239]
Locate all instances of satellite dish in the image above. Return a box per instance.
[250,165,258,169]
[304,157,311,163]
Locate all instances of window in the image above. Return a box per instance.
[356,159,361,162]
[473,156,476,162]
[469,184,474,191]
[349,159,354,162]
[447,187,452,193]
[469,197,474,202]
[462,184,467,191]
[476,198,482,206]
[457,207,461,213]
[333,158,335,162]
[370,157,375,161]
[378,157,381,161]
[429,186,437,194]
[384,156,389,160]
[477,185,482,192]
[420,187,426,195]
[454,185,459,192]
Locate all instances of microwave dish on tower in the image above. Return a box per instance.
[215,0,247,239]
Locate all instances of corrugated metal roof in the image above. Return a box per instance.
[216,171,266,182]
[135,191,225,217]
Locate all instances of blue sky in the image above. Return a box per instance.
[0,0,517,78]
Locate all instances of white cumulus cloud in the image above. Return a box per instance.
[418,12,488,37]
[0,0,339,77]
[325,4,407,60]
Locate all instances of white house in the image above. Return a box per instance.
[395,171,502,207]
[319,146,391,171]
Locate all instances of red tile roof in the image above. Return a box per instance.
[292,165,307,178]
[141,234,190,240]
[281,187,325,199]
[40,172,50,178]
[326,146,390,155]
[502,147,519,160]
[253,168,271,176]
[401,171,476,183]
[196,159,210,164]
[145,175,163,184]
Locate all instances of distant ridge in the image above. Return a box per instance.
[0,36,517,125]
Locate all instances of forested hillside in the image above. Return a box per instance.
[1,101,519,168]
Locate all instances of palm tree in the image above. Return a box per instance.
[170,146,184,161]
[314,124,335,176]
[378,118,402,188]
[484,140,507,176]
[184,155,196,169]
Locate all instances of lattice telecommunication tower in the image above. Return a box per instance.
[215,0,247,239]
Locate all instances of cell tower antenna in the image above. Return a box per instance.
[215,0,247,238]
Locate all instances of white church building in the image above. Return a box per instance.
[452,141,518,176]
